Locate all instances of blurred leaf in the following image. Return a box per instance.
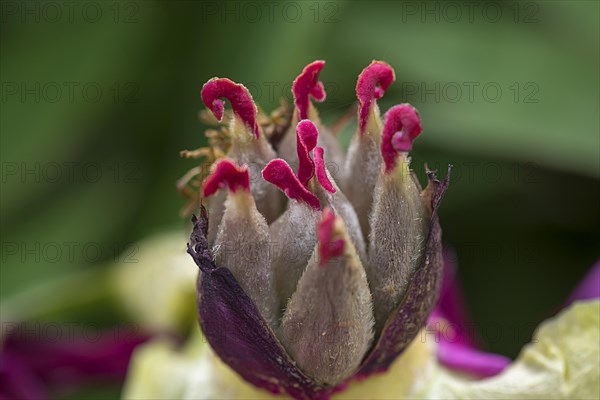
[0,3,163,218]
[325,1,599,176]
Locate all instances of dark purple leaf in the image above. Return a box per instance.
[188,208,332,400]
[359,165,451,375]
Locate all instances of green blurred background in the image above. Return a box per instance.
[1,0,599,397]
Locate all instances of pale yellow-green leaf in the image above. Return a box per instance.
[111,231,197,333]
[122,301,599,399]
[416,300,600,399]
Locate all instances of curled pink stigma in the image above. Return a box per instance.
[317,208,344,266]
[296,119,319,187]
[381,104,422,173]
[201,78,260,139]
[356,61,396,133]
[262,159,320,210]
[202,158,250,197]
[314,147,335,193]
[292,61,327,120]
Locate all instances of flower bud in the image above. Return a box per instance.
[342,61,395,238]
[262,158,321,314]
[367,104,429,333]
[264,120,367,313]
[278,61,344,174]
[281,209,374,386]
[201,78,282,236]
[310,145,367,266]
[186,61,452,399]
[202,158,277,326]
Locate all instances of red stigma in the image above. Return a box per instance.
[201,78,260,139]
[318,208,344,266]
[202,159,250,197]
[314,147,335,194]
[381,104,422,173]
[296,119,319,187]
[262,159,320,210]
[292,61,327,120]
[356,61,396,133]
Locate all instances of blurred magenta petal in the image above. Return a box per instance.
[436,340,511,378]
[0,326,148,398]
[435,248,474,347]
[430,247,510,377]
[0,352,48,400]
[565,261,600,305]
[432,254,600,379]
